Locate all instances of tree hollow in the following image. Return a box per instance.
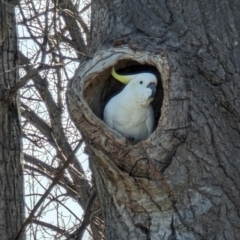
[67,47,188,176]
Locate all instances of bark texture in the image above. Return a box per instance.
[67,0,240,239]
[0,1,25,239]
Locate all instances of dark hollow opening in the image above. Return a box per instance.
[84,59,164,133]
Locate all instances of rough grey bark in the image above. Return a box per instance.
[67,0,240,239]
[0,1,25,239]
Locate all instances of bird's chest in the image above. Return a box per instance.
[116,107,147,127]
[112,107,150,142]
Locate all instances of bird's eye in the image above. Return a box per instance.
[140,81,143,84]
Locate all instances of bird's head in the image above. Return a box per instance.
[111,67,157,106]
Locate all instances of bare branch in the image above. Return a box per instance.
[57,0,88,59]
[7,63,63,98]
[18,3,42,48]
[24,153,58,173]
[24,165,79,199]
[14,140,83,240]
[61,8,90,44]
[78,3,91,15]
[16,1,103,239]
[21,103,54,145]
[32,219,70,237]
[17,8,55,24]
[28,173,82,222]
[76,190,97,240]
[66,190,97,240]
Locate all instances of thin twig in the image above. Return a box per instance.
[14,140,83,240]
[32,219,70,237]
[4,63,63,100]
[76,190,97,240]
[66,190,97,240]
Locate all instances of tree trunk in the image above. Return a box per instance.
[67,0,240,239]
[0,1,25,239]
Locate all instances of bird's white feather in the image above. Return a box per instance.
[103,72,157,142]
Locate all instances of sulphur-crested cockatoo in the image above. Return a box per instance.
[103,67,157,142]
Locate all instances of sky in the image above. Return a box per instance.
[16,1,93,239]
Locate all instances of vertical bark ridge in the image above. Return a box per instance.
[67,0,240,239]
[0,1,25,239]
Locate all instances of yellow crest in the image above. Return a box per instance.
[111,67,132,84]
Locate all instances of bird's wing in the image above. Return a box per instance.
[104,96,132,129]
[103,99,115,128]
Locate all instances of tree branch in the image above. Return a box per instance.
[14,140,83,240]
[27,175,82,222]
[32,219,70,237]
[66,190,97,240]
[21,103,54,145]
[19,52,92,207]
[24,160,80,199]
[7,64,62,98]
[57,0,88,60]
[76,190,97,240]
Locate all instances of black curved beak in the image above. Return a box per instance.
[147,83,157,98]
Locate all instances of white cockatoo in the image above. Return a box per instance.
[103,67,157,142]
